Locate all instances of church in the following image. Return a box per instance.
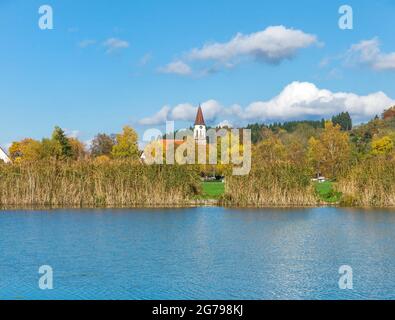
[193,105,207,145]
[141,106,207,162]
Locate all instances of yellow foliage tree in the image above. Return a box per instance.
[9,139,42,162]
[69,138,87,160]
[371,136,394,156]
[253,136,287,163]
[307,121,351,178]
[111,126,139,159]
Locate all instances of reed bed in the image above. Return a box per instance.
[0,161,200,207]
[221,162,317,207]
[337,158,395,207]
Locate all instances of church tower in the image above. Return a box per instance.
[194,105,206,145]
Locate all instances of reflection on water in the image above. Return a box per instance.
[1,207,395,300]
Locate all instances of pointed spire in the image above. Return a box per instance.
[194,105,206,126]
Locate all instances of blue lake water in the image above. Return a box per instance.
[1,207,395,300]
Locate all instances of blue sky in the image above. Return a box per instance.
[1,0,395,148]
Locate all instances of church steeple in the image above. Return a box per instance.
[194,105,206,126]
[193,105,207,145]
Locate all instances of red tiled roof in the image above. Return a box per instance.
[159,139,184,146]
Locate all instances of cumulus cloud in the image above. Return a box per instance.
[244,82,394,122]
[158,60,192,75]
[139,82,394,126]
[139,100,224,125]
[346,38,395,71]
[102,38,130,53]
[188,25,318,64]
[158,26,318,76]
[139,106,171,125]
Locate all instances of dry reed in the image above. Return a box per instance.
[221,162,317,207]
[0,161,200,207]
[337,158,395,207]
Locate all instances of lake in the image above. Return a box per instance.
[1,207,395,300]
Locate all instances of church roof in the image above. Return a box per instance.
[194,106,206,126]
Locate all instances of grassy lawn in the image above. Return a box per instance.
[315,181,342,203]
[199,181,225,200]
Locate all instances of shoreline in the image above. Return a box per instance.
[2,201,395,211]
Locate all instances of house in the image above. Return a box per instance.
[383,105,395,121]
[140,139,184,162]
[0,145,11,163]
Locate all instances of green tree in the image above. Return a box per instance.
[111,126,139,159]
[52,126,73,158]
[332,112,352,131]
[40,138,62,159]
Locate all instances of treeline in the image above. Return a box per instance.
[8,126,140,163]
[246,112,352,144]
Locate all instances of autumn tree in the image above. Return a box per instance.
[69,138,87,160]
[307,121,351,178]
[39,138,62,159]
[371,136,394,156]
[253,135,287,163]
[9,138,42,162]
[111,126,139,159]
[90,133,115,157]
[307,136,325,177]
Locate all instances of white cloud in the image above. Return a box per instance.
[78,39,96,48]
[217,120,233,128]
[84,139,93,149]
[170,103,196,121]
[139,106,171,125]
[139,82,394,126]
[103,38,130,53]
[158,60,192,75]
[139,100,223,125]
[139,53,152,66]
[188,25,318,64]
[346,38,395,71]
[158,26,318,76]
[244,82,394,122]
[65,129,80,139]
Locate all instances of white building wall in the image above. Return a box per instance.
[0,147,11,163]
[194,125,206,145]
